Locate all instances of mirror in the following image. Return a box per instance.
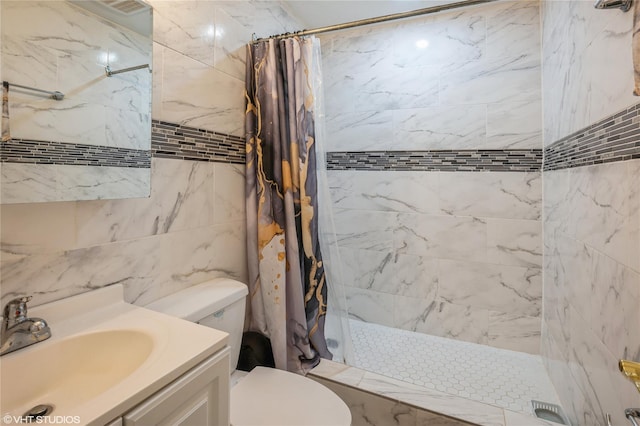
[0,0,152,203]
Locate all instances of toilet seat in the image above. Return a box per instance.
[231,367,351,426]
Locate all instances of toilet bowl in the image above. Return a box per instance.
[145,278,351,426]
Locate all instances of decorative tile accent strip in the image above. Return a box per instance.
[326,150,543,172]
[151,120,245,164]
[1,139,150,168]
[544,103,640,171]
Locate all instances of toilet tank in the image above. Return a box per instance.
[145,278,248,371]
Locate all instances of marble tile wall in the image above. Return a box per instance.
[2,1,151,149]
[0,1,301,308]
[320,1,543,354]
[1,0,152,202]
[328,171,543,354]
[541,1,640,425]
[320,1,541,153]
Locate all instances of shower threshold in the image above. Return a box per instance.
[311,319,563,426]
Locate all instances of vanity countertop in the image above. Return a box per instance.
[0,285,228,426]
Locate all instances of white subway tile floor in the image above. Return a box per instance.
[349,319,562,415]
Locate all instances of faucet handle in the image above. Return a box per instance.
[620,359,640,394]
[3,296,32,322]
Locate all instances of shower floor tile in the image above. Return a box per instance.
[349,319,561,415]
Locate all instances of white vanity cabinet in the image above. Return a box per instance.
[123,348,230,426]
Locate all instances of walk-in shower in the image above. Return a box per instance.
[265,0,640,424]
[309,0,559,422]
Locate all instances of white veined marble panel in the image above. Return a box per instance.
[393,297,489,345]
[565,162,634,269]
[485,1,540,62]
[324,30,394,79]
[315,377,419,426]
[353,64,441,112]
[583,14,635,129]
[123,221,246,306]
[250,1,302,37]
[339,247,395,293]
[74,158,213,248]
[394,213,487,262]
[57,50,151,115]
[567,304,639,426]
[152,42,164,121]
[322,26,441,114]
[486,100,542,149]
[439,172,542,220]
[1,163,149,204]
[339,247,438,300]
[148,159,213,234]
[213,8,252,79]
[553,234,594,328]
[542,169,570,229]
[9,97,106,146]
[1,163,58,204]
[105,107,150,150]
[3,1,124,53]
[333,209,396,251]
[1,36,58,92]
[344,286,394,327]
[390,10,485,68]
[149,0,215,66]
[327,170,441,214]
[486,218,542,268]
[438,259,541,317]
[392,253,439,300]
[589,249,640,365]
[540,327,590,426]
[541,232,572,362]
[541,0,635,143]
[0,200,76,254]
[0,228,161,308]
[214,1,256,31]
[56,165,149,201]
[392,105,486,150]
[439,54,541,106]
[160,47,245,136]
[324,110,393,152]
[487,312,540,355]
[213,163,246,224]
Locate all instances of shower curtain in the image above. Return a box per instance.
[245,36,332,374]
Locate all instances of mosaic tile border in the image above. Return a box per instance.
[1,121,246,168]
[326,149,543,172]
[1,139,150,168]
[151,120,245,164]
[544,103,640,171]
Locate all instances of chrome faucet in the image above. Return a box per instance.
[1,296,51,356]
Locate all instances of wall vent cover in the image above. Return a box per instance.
[98,0,149,15]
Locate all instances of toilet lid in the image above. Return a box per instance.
[231,367,351,426]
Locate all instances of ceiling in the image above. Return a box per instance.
[282,0,463,29]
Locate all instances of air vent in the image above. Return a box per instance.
[98,0,149,15]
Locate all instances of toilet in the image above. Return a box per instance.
[145,278,351,426]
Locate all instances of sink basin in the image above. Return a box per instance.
[1,329,153,417]
[0,285,228,425]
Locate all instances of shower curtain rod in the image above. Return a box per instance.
[253,0,496,43]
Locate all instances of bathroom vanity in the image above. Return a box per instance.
[113,348,229,425]
[0,286,230,426]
